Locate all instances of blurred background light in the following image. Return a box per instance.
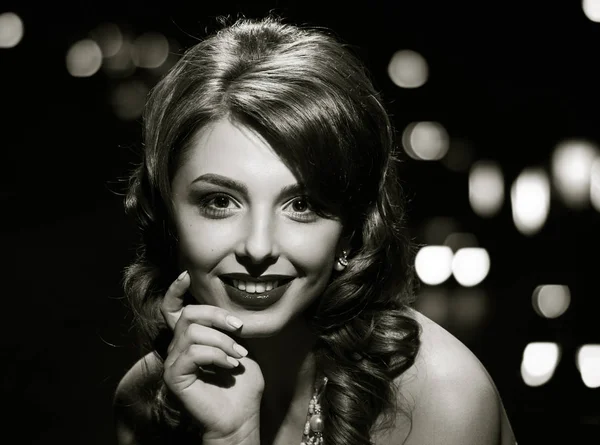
[532,285,571,319]
[90,22,123,58]
[131,31,169,69]
[387,49,428,88]
[589,158,600,211]
[451,247,490,287]
[110,80,148,120]
[576,344,600,388]
[443,232,478,252]
[402,121,449,161]
[423,216,460,245]
[102,35,135,78]
[551,139,599,209]
[582,0,600,22]
[469,160,504,217]
[441,138,474,173]
[510,168,550,236]
[0,12,24,48]
[66,39,103,77]
[452,288,488,330]
[414,245,453,285]
[414,287,450,326]
[521,342,561,387]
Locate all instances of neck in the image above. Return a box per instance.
[242,315,318,442]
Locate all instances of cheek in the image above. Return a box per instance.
[284,223,342,277]
[176,219,236,305]
[175,216,235,270]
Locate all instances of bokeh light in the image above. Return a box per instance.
[414,245,453,285]
[452,288,488,330]
[110,80,149,120]
[102,35,136,78]
[582,0,600,22]
[131,31,169,69]
[469,160,504,217]
[521,342,561,387]
[451,247,490,287]
[441,138,474,173]
[387,49,428,89]
[0,12,24,48]
[576,344,600,388]
[414,288,450,326]
[532,285,571,319]
[90,22,123,58]
[423,216,460,245]
[590,158,600,212]
[443,232,478,252]
[402,121,449,161]
[551,139,599,209]
[66,39,103,77]
[510,168,551,236]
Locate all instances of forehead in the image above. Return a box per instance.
[178,119,297,187]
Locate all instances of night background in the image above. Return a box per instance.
[1,1,599,444]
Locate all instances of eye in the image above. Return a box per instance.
[212,196,231,208]
[284,197,318,222]
[291,198,309,212]
[198,193,239,218]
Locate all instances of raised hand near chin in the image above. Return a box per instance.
[160,271,265,443]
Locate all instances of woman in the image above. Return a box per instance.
[114,16,516,445]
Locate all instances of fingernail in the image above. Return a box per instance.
[233,343,248,357]
[227,356,240,367]
[177,270,188,281]
[226,315,243,329]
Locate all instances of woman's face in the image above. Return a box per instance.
[171,118,345,337]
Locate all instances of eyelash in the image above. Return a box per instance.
[197,193,318,222]
[198,194,235,218]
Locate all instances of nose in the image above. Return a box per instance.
[236,210,279,267]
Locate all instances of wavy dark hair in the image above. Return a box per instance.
[122,15,421,445]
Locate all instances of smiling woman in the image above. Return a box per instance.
[170,119,346,334]
[113,14,516,445]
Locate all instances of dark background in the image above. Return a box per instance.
[1,1,599,444]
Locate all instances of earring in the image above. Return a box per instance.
[334,251,349,271]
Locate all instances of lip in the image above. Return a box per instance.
[221,278,294,309]
[220,273,294,282]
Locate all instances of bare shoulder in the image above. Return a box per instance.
[113,352,164,445]
[374,309,516,445]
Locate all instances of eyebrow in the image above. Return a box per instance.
[190,173,305,201]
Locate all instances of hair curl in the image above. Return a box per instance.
[122,15,421,445]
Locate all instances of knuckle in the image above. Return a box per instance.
[180,305,193,321]
[183,323,199,341]
[185,344,198,357]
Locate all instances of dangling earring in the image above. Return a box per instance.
[334,250,349,271]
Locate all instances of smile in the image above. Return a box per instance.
[219,276,295,309]
[220,277,293,293]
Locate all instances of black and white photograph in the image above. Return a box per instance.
[2,1,599,444]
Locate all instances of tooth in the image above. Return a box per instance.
[233,279,239,288]
[274,281,279,288]
[255,283,266,293]
[265,282,273,291]
[238,281,246,291]
[246,282,256,293]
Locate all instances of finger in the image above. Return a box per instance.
[170,323,249,359]
[161,270,191,330]
[167,344,240,379]
[173,304,244,341]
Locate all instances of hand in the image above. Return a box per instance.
[160,271,265,441]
